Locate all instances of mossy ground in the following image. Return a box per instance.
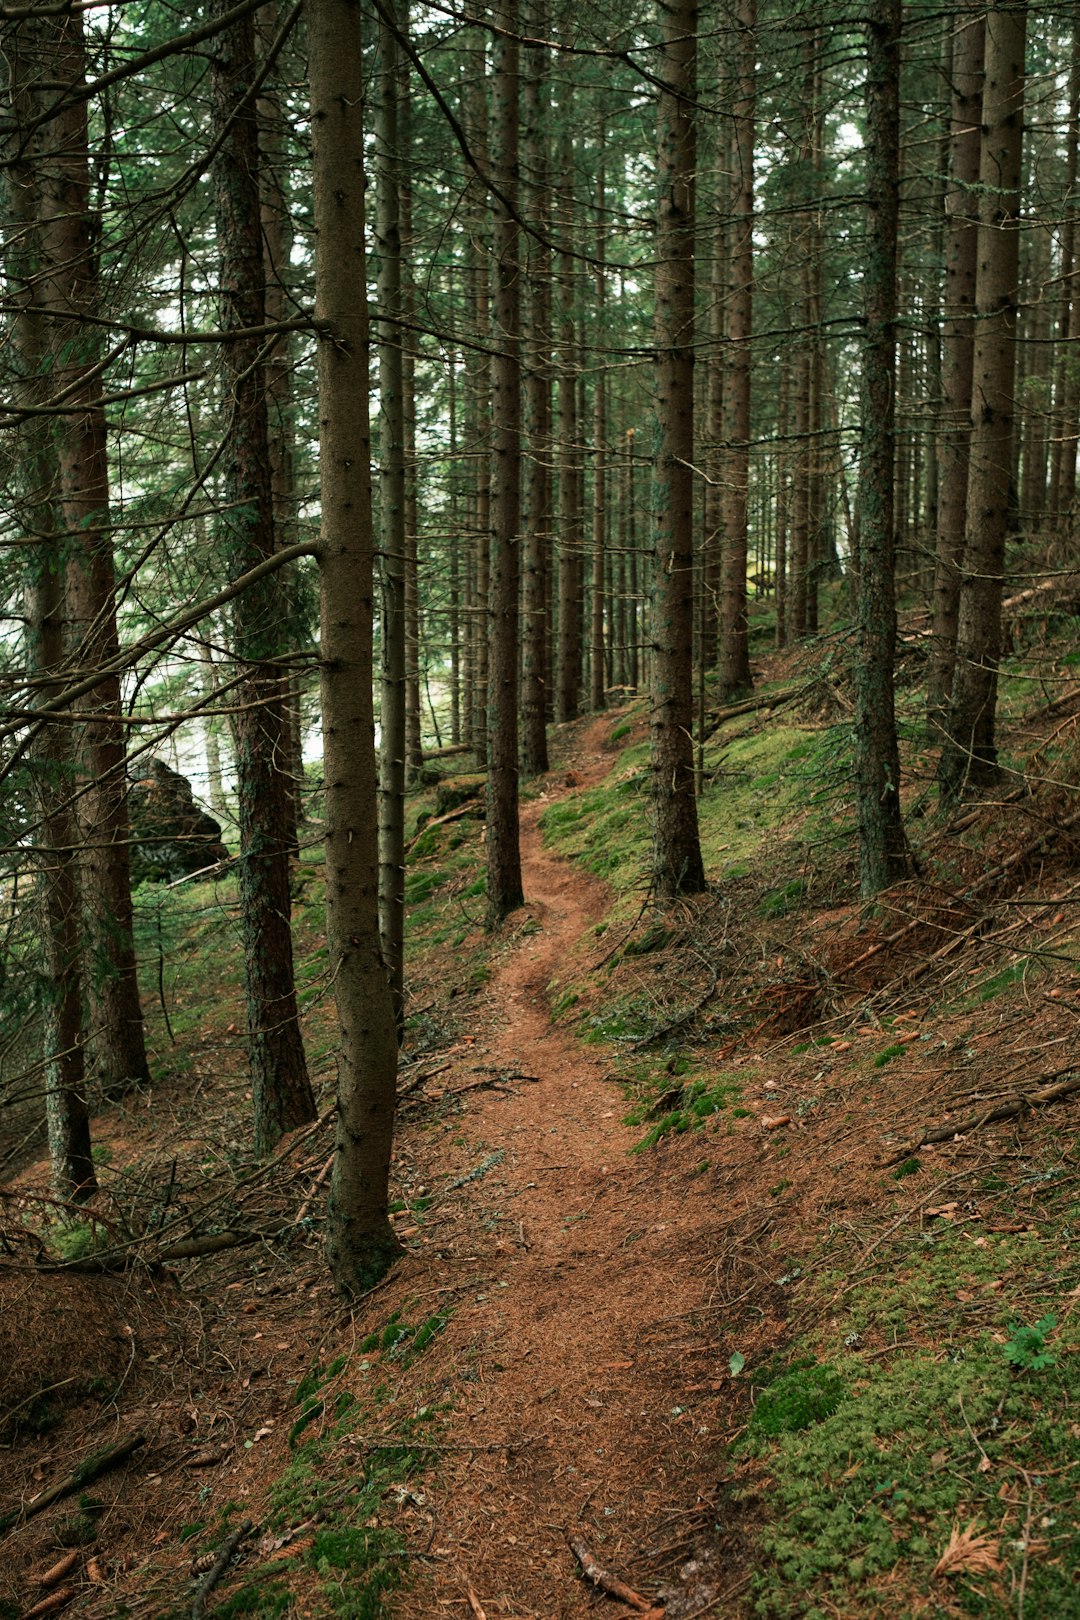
[737,1147,1080,1618]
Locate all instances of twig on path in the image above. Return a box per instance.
[567,1533,656,1612]
[452,1069,540,1096]
[465,1585,488,1620]
[191,1518,253,1619]
[397,1063,453,1103]
[877,1068,1080,1167]
[432,1151,505,1204]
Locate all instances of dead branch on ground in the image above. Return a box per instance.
[878,1069,1080,1167]
[0,1432,145,1536]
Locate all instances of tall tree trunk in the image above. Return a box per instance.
[257,0,302,855]
[400,41,423,788]
[627,427,640,692]
[650,0,706,899]
[1019,219,1051,534]
[375,0,407,1026]
[939,4,1027,803]
[590,140,607,713]
[33,5,148,1098]
[3,26,96,1199]
[854,0,909,895]
[212,0,314,1154]
[199,638,230,824]
[556,94,583,723]
[467,62,490,765]
[1049,20,1080,533]
[486,0,525,926]
[310,0,402,1293]
[521,0,551,775]
[774,367,789,647]
[926,11,984,730]
[449,353,462,744]
[717,0,756,697]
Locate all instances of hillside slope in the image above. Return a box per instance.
[2,662,1079,1620]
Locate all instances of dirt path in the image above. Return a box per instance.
[402,720,749,1619]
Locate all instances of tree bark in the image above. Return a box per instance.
[3,22,96,1199]
[466,59,491,766]
[717,0,756,698]
[212,0,314,1154]
[555,73,583,723]
[33,4,149,1099]
[1049,21,1080,536]
[926,11,984,731]
[939,4,1027,803]
[375,0,407,1027]
[309,0,402,1292]
[650,0,706,899]
[521,0,551,775]
[854,0,909,895]
[486,0,525,926]
[590,134,607,714]
[257,0,303,856]
[400,42,424,789]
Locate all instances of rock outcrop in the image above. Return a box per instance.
[128,759,229,884]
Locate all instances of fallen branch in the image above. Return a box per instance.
[295,1155,334,1224]
[159,1219,294,1261]
[844,808,1080,980]
[191,1517,253,1619]
[0,1432,145,1536]
[878,1069,1080,1167]
[433,1151,505,1203]
[449,1069,540,1097]
[632,968,719,1050]
[396,1063,453,1104]
[404,802,481,855]
[567,1533,655,1613]
[703,681,808,740]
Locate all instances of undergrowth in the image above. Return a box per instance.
[740,1148,1080,1618]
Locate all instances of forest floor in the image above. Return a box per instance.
[2,643,1080,1620]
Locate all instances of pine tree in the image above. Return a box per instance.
[650,0,705,899]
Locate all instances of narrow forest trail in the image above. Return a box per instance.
[400,717,758,1620]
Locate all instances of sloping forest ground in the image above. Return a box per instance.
[2,606,1080,1620]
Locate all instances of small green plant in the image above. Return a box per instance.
[52,1221,106,1262]
[891,1157,922,1180]
[1005,1313,1058,1372]
[872,1043,905,1068]
[760,877,809,919]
